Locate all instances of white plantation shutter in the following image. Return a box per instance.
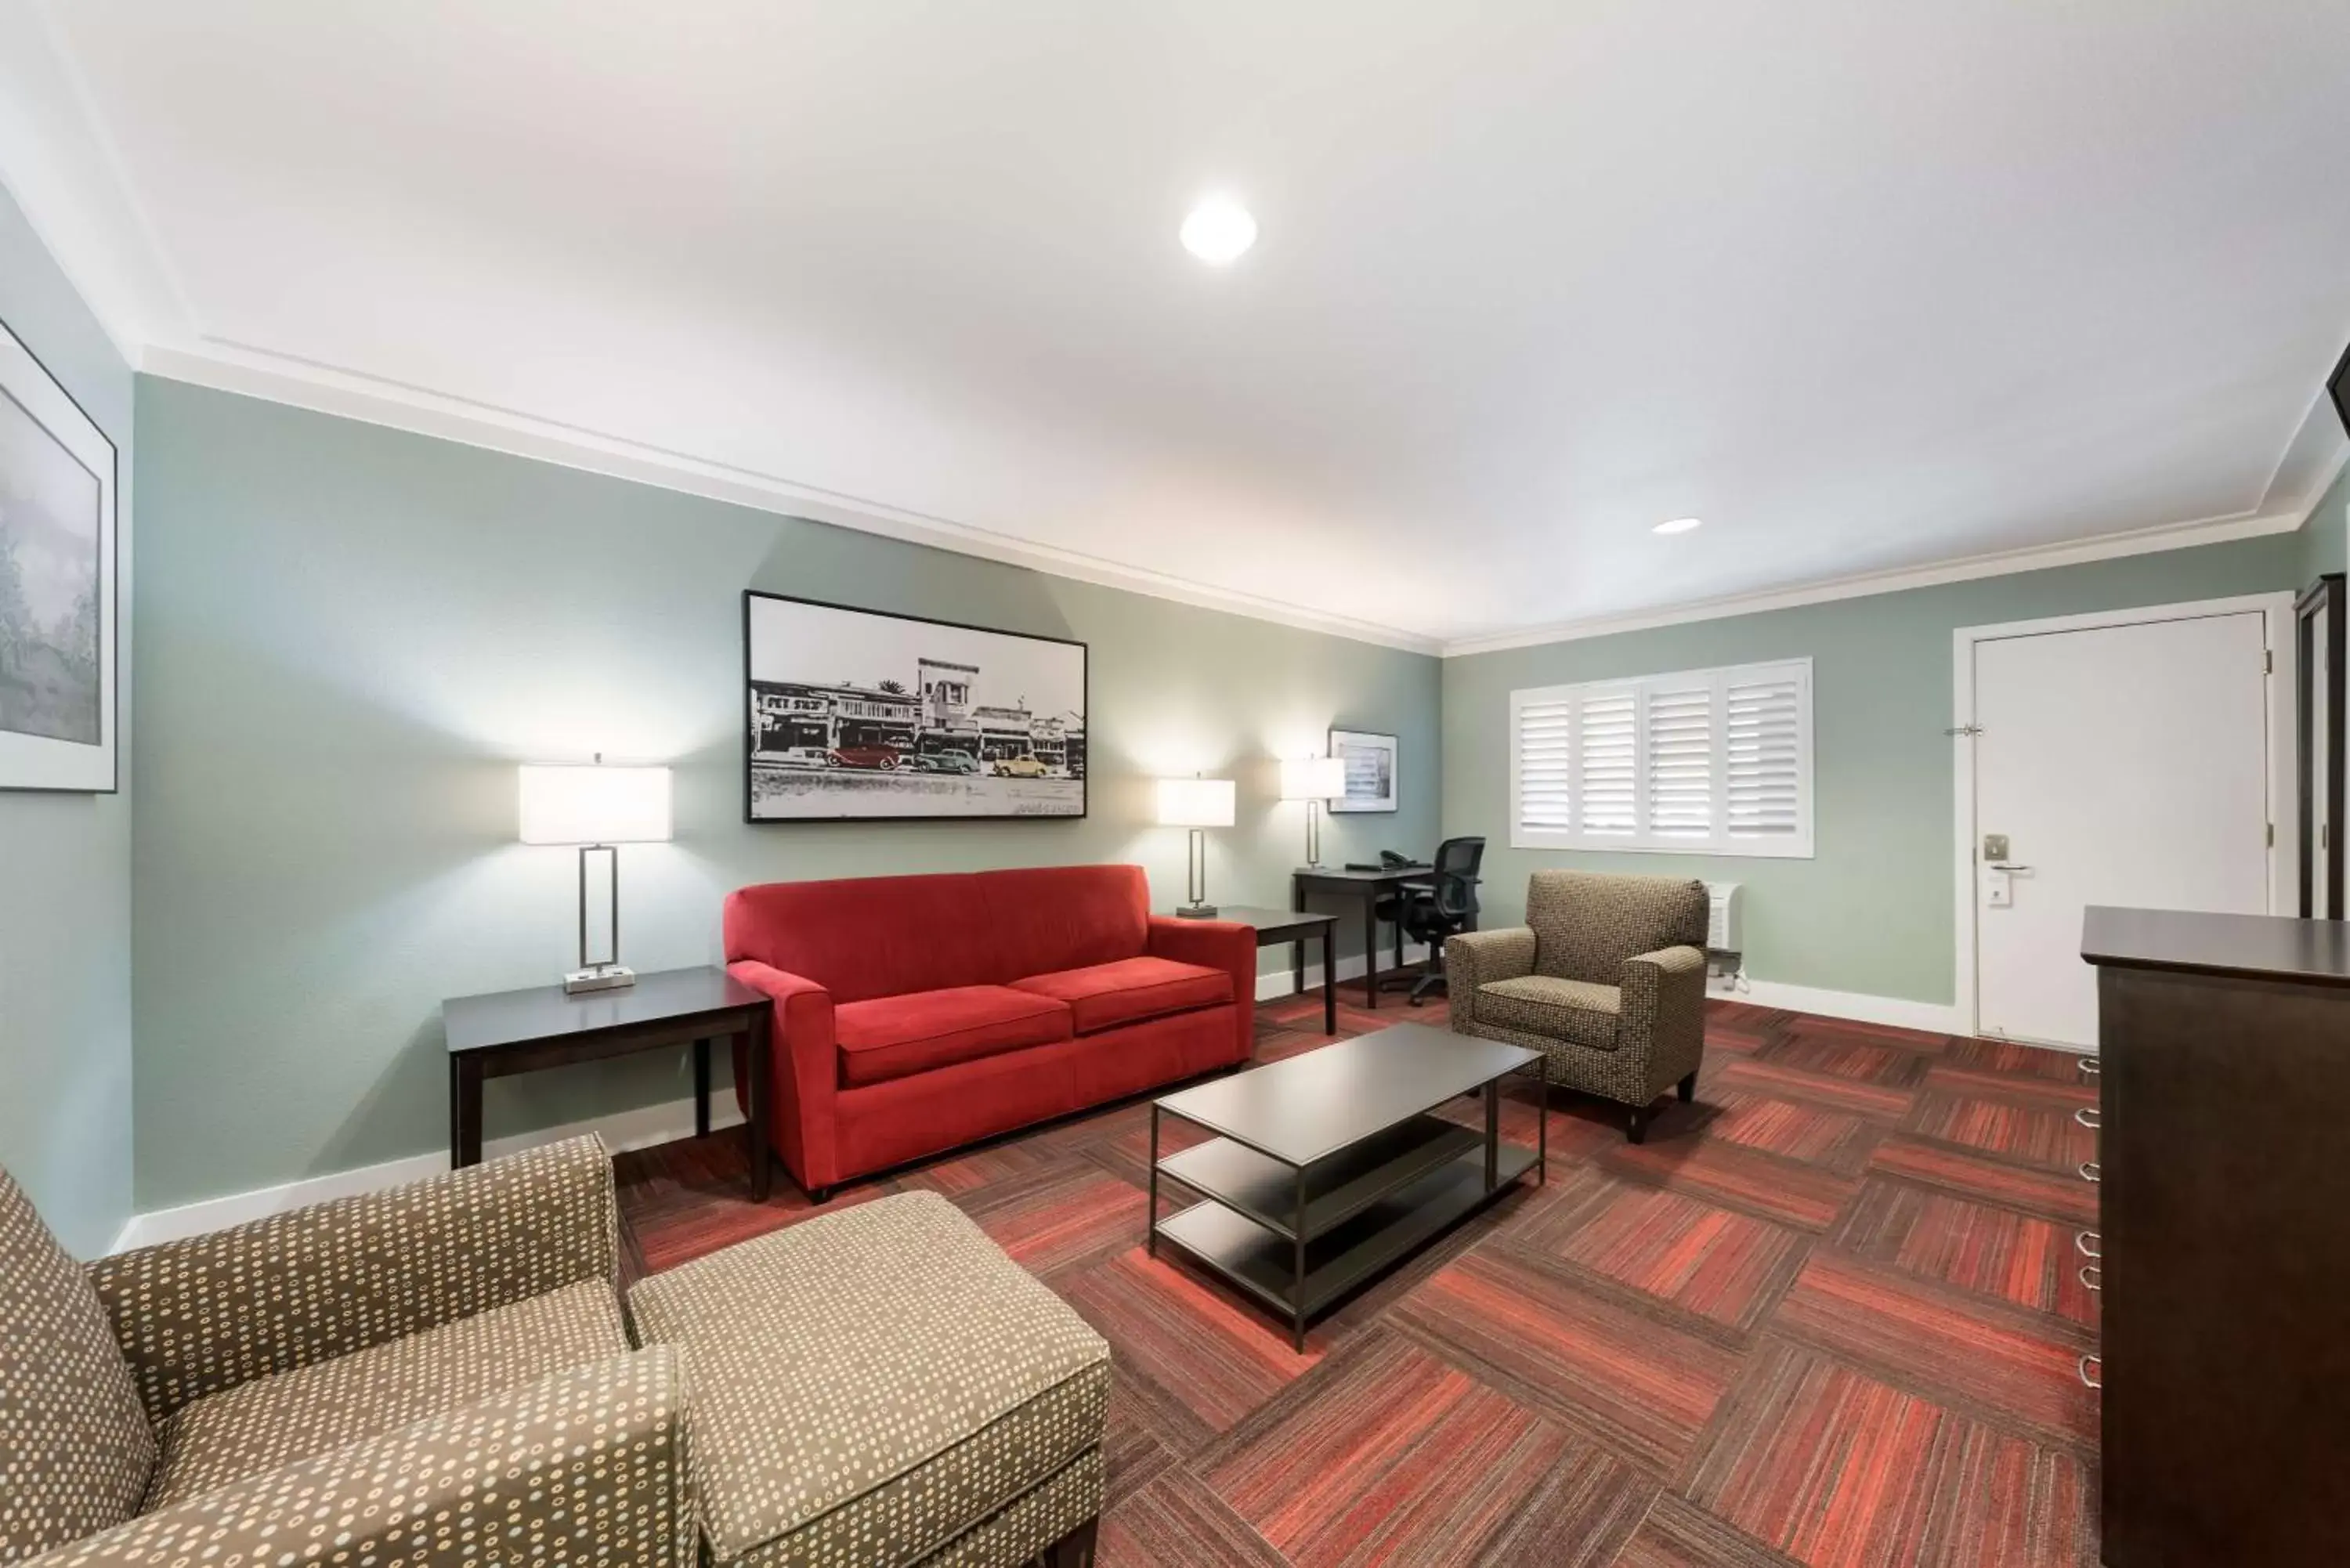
[1510,659,1811,857]
[1578,691,1637,836]
[1645,685,1715,839]
[1726,671,1804,842]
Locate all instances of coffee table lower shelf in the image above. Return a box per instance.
[1153,1143,1538,1346]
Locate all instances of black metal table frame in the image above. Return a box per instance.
[1148,1055,1546,1349]
[448,998,772,1201]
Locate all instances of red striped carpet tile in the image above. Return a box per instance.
[1831,1180,2099,1328]
[1697,1091,1882,1176]
[1599,1133,1861,1234]
[1508,1165,1813,1335]
[1680,1340,2095,1568]
[1900,1090,2097,1174]
[1918,1062,2097,1111]
[1204,1330,1646,1568]
[963,1164,1148,1280]
[1941,1035,2095,1084]
[1753,1031,1932,1086]
[1770,1252,2097,1451]
[1060,1245,1326,1434]
[1867,1134,2099,1227]
[1389,1245,1744,1473]
[1775,1012,1953,1054]
[1103,1465,1289,1567]
[1711,1057,1918,1123]
[1615,1494,1806,1568]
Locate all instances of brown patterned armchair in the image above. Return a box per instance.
[0,1136,692,1568]
[1444,869,1710,1142]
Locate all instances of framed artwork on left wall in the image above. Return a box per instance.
[0,313,116,793]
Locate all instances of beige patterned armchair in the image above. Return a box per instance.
[0,1136,692,1568]
[1445,870,1711,1142]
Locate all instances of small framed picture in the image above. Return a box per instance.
[1328,728,1398,814]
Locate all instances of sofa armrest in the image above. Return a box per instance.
[1620,945,1709,1090]
[1443,927,1538,1028]
[88,1135,619,1428]
[1146,916,1256,1063]
[726,958,841,1190]
[24,1349,692,1568]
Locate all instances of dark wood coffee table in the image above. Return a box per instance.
[1148,1022,1545,1348]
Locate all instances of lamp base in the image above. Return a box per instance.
[1174,903,1220,919]
[563,965,638,995]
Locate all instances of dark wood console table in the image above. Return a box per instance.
[443,966,772,1199]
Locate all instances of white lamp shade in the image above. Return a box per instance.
[519,764,674,844]
[1279,756,1347,801]
[1155,776,1235,828]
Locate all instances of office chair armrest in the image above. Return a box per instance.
[1620,945,1708,1086]
[1443,927,1537,1022]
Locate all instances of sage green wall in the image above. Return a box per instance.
[131,377,1438,1211]
[0,183,134,1258]
[2298,464,2348,583]
[1443,530,2314,1007]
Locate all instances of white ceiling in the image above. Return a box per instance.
[9,1,2350,651]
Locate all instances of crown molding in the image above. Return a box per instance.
[1438,502,2319,658]
[141,338,1444,656]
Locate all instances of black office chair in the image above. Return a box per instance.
[1374,836,1485,1005]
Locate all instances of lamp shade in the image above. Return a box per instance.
[519,764,674,844]
[1155,776,1235,828]
[1279,756,1347,801]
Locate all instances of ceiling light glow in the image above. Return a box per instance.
[1180,197,1257,265]
[1653,516,1704,536]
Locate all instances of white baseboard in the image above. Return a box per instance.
[1712,975,1966,1036]
[1255,943,1433,1002]
[110,1094,743,1254]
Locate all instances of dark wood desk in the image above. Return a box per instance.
[1290,866,1433,1009]
[1206,905,1340,1035]
[443,966,772,1200]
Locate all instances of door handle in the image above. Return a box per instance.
[1988,863,2034,873]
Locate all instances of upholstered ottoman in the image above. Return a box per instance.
[628,1190,1109,1568]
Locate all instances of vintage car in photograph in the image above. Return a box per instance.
[828,743,902,770]
[992,753,1050,779]
[909,750,982,775]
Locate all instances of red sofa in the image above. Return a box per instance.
[726,864,1256,1198]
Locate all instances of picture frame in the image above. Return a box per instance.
[0,313,117,793]
[1328,728,1398,814]
[743,590,1087,822]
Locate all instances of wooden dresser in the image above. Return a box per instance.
[2081,905,2350,1566]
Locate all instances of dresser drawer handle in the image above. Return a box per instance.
[2080,1263,2101,1292]
[2073,1107,2101,1131]
[2079,1160,2099,1183]
[2078,1353,2101,1390]
[2075,1229,2101,1259]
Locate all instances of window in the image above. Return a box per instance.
[1509,657,1813,857]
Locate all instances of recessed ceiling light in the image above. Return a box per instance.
[1653,516,1704,536]
[1180,197,1257,265]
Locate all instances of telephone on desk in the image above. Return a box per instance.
[1343,850,1431,873]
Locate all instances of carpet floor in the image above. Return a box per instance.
[613,987,2101,1567]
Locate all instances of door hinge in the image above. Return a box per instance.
[2267,822,2276,847]
[2265,649,2274,674]
[1943,724,1983,737]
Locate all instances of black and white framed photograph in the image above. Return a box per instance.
[744,591,1086,822]
[0,314,116,793]
[1329,728,1397,814]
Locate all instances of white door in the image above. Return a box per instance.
[1974,611,2272,1047]
[2309,600,2334,918]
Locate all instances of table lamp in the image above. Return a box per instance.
[519,757,673,993]
[1157,775,1236,918]
[1279,754,1347,869]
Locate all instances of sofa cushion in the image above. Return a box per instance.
[1478,974,1622,1050]
[627,1190,1110,1567]
[1008,956,1233,1036]
[835,986,1073,1088]
[0,1167,156,1563]
[143,1279,628,1510]
[978,865,1152,982]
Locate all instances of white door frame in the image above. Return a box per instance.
[1951,591,2297,1040]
